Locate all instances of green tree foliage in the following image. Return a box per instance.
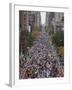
[52,31,64,47]
[19,30,35,54]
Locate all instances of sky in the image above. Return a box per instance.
[41,12,46,25]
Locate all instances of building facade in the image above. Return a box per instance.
[19,11,41,55]
[19,11,41,32]
[46,12,64,33]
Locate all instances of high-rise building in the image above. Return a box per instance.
[19,11,41,32]
[19,11,41,55]
[46,12,64,33]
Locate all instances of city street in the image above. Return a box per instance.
[19,26,64,79]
